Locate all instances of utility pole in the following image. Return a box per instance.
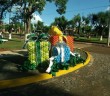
[107,0,110,46]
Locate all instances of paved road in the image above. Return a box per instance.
[0,42,110,96]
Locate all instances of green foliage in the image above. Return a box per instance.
[91,11,109,27]
[20,60,37,71]
[82,16,90,25]
[33,21,50,33]
[84,26,92,32]
[0,0,68,33]
[51,16,68,31]
[0,25,3,31]
[92,14,98,25]
[43,25,50,33]
[90,11,109,37]
[73,14,81,24]
[47,0,68,15]
[50,54,85,76]
[72,14,81,34]
[35,21,44,30]
[1,0,109,38]
[0,0,18,19]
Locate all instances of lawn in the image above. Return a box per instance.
[0,38,24,51]
[74,37,107,44]
[0,36,108,51]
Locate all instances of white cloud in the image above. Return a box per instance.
[106,6,110,11]
[31,14,42,24]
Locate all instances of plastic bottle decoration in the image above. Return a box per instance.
[49,26,74,52]
[49,26,63,36]
[21,41,37,70]
[70,52,85,65]
[46,42,70,75]
[52,42,70,63]
[36,41,49,65]
[21,33,50,71]
[49,35,67,46]
[40,42,49,62]
[27,41,36,64]
[66,36,74,52]
[21,27,85,76]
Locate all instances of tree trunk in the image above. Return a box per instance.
[99,27,103,41]
[88,35,91,39]
[24,22,27,34]
[100,35,103,41]
[9,33,12,39]
[24,18,31,41]
[27,17,31,33]
[107,22,110,46]
[77,22,81,34]
[24,3,32,41]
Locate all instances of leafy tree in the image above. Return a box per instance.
[51,16,68,31]
[12,0,68,33]
[91,11,109,41]
[43,25,50,33]
[0,0,68,34]
[81,15,92,38]
[82,16,89,25]
[71,14,81,34]
[91,14,98,26]
[33,21,49,34]
[0,0,18,20]
[34,21,44,32]
[0,0,21,39]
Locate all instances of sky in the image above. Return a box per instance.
[3,0,110,25]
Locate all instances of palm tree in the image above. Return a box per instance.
[91,12,109,41]
[71,14,81,35]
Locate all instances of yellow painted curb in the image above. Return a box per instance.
[0,52,91,89]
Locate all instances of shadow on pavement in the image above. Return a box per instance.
[82,45,110,55]
[0,55,40,80]
[0,82,79,96]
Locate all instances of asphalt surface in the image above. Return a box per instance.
[0,42,110,96]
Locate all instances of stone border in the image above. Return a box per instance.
[0,51,91,89]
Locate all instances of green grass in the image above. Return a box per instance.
[74,37,107,44]
[0,38,24,50]
[0,36,108,51]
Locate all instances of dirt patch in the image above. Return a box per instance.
[0,48,9,52]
